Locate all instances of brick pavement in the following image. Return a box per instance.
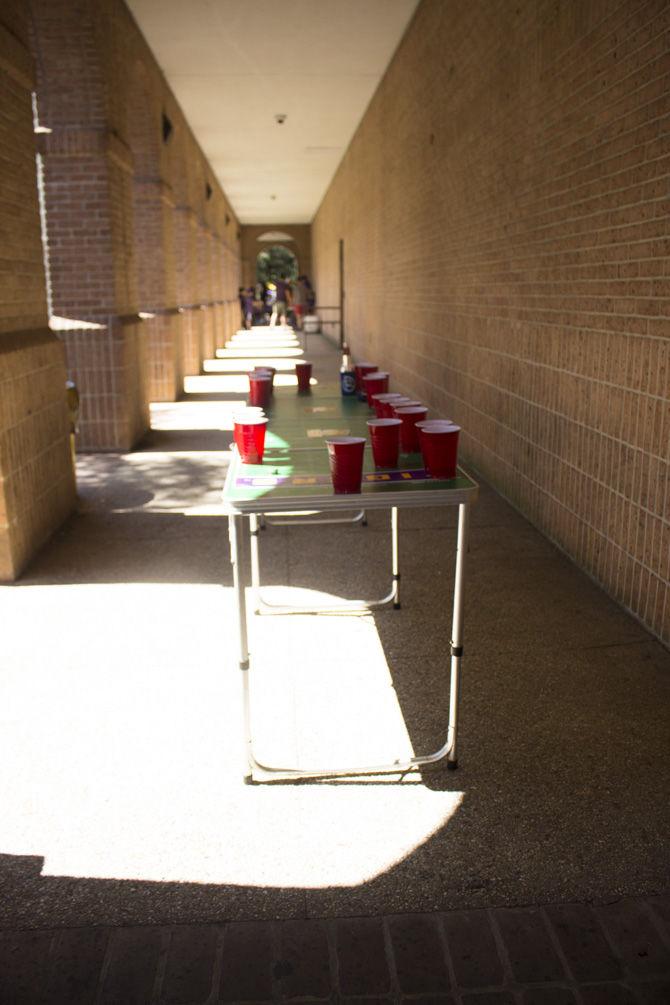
[1,897,670,1003]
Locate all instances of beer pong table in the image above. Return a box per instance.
[222,384,478,781]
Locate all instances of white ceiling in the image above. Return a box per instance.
[127,0,419,224]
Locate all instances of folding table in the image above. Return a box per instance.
[222,383,478,781]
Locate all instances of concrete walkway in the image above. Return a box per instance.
[1,328,669,1002]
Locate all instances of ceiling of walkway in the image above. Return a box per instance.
[127,0,419,225]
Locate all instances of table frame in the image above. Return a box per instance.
[259,510,366,527]
[249,507,397,615]
[225,467,475,782]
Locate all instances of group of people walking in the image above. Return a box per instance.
[238,274,315,331]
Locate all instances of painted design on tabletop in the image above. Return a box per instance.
[235,469,431,488]
[306,427,351,437]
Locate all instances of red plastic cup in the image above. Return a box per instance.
[371,392,404,418]
[395,405,429,453]
[381,394,407,417]
[248,373,272,407]
[232,405,265,430]
[417,422,460,479]
[355,362,378,400]
[367,418,401,469]
[362,371,390,407]
[390,398,420,415]
[388,399,409,416]
[295,360,312,392]
[234,415,268,463]
[254,365,276,395]
[325,436,366,494]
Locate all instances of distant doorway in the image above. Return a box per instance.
[256,245,298,284]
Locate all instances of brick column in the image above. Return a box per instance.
[211,239,223,350]
[217,238,231,350]
[220,243,231,342]
[133,175,182,401]
[0,5,75,579]
[174,205,202,376]
[38,128,149,450]
[31,0,150,450]
[197,225,215,360]
[228,239,242,338]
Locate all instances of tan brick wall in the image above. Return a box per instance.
[174,207,203,375]
[30,0,241,443]
[312,0,670,645]
[197,227,216,360]
[0,332,75,579]
[51,315,148,451]
[0,23,47,333]
[0,5,75,580]
[223,240,242,340]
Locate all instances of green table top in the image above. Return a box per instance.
[261,383,369,447]
[222,384,478,514]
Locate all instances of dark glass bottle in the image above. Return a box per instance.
[340,342,356,396]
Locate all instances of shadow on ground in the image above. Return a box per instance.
[3,478,669,929]
[1,333,669,931]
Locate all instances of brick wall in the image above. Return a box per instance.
[223,239,242,341]
[0,4,75,580]
[0,40,48,332]
[30,0,241,446]
[126,60,182,402]
[312,0,670,645]
[32,0,147,449]
[174,207,202,375]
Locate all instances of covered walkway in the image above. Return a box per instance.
[1,0,669,999]
[1,330,669,1001]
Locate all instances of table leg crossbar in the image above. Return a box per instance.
[260,510,367,527]
[229,504,470,781]
[249,509,399,615]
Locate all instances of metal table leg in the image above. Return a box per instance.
[229,514,249,669]
[447,501,469,769]
[241,502,471,781]
[229,514,253,780]
[249,513,261,614]
[391,506,400,609]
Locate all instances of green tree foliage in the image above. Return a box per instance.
[256,245,298,283]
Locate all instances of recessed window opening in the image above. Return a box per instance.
[205,182,213,200]
[161,112,173,143]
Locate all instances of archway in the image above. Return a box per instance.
[256,245,298,284]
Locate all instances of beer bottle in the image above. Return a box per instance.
[340,342,356,396]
